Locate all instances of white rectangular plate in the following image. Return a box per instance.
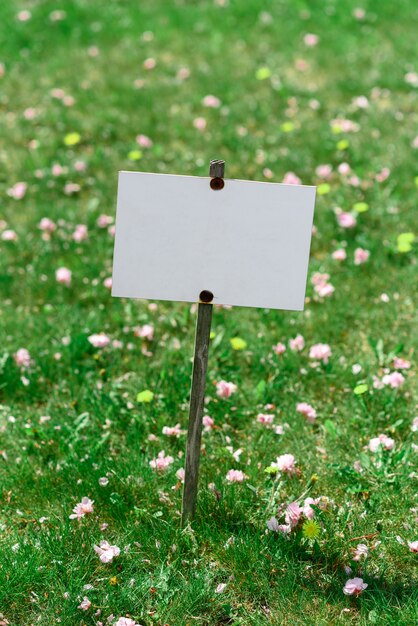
[112,171,316,310]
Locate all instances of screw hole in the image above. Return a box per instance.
[210,177,224,191]
[199,290,214,303]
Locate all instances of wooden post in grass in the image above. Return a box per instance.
[181,160,225,526]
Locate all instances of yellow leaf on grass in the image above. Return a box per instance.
[280,121,295,133]
[354,384,368,395]
[230,337,247,350]
[397,232,414,253]
[64,132,81,146]
[137,389,154,403]
[128,150,143,161]
[397,232,414,244]
[317,183,330,195]
[337,139,349,150]
[353,202,369,213]
[256,67,271,80]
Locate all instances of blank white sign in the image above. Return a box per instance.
[112,171,316,310]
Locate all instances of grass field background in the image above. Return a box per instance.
[0,1,417,624]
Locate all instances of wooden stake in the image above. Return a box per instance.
[181,160,225,526]
[181,298,213,525]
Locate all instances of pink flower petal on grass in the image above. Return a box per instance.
[343,577,368,596]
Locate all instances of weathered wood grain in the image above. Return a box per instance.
[181,301,213,525]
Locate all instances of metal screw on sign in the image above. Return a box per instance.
[209,159,225,190]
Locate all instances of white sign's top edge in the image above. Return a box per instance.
[118,170,317,190]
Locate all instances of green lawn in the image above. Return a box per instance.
[0,1,417,624]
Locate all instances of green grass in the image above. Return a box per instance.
[0,0,417,624]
